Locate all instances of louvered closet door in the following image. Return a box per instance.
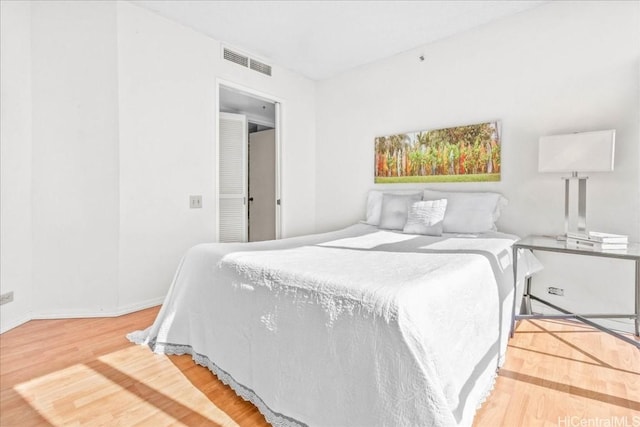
[219,112,247,242]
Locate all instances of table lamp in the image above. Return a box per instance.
[538,129,615,238]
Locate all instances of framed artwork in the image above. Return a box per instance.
[374,121,501,183]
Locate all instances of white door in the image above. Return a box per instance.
[218,112,247,242]
[249,129,276,241]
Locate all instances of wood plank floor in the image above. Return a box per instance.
[1,306,638,426]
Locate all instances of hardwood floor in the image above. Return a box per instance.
[475,319,639,425]
[0,307,266,427]
[1,307,638,426]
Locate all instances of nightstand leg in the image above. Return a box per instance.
[635,260,639,337]
[510,246,519,338]
[522,276,533,315]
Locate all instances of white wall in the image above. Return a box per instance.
[116,2,219,309]
[1,1,33,331]
[315,1,640,331]
[0,0,316,330]
[30,1,121,317]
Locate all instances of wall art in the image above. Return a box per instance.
[374,121,500,183]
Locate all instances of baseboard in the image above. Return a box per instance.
[1,297,165,333]
[0,313,33,334]
[110,297,166,317]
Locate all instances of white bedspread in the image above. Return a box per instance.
[129,224,538,427]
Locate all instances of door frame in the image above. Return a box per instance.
[215,79,283,242]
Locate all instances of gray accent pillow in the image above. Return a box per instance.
[403,199,448,236]
[365,190,422,225]
[378,193,422,230]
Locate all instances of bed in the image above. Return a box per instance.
[129,190,540,427]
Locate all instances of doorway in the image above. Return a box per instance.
[217,83,280,242]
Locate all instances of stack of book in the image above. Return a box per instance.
[566,231,628,251]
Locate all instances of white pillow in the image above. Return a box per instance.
[422,190,507,233]
[378,193,422,230]
[403,199,448,236]
[365,190,422,226]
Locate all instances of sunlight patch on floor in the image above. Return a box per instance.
[14,345,238,426]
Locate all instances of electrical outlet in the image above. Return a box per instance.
[189,195,202,209]
[548,287,564,296]
[0,291,14,305]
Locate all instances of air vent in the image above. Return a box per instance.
[223,48,249,67]
[223,46,272,77]
[250,59,272,76]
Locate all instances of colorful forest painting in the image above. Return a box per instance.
[374,121,501,183]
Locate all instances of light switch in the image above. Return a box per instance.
[189,195,202,209]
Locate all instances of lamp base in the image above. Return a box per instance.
[563,173,588,236]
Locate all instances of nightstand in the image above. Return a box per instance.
[510,235,640,349]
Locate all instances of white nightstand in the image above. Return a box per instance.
[510,235,640,349]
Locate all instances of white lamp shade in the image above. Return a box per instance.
[538,129,615,173]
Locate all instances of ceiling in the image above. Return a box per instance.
[219,85,276,128]
[132,0,547,81]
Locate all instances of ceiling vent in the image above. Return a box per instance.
[223,47,271,77]
[223,48,248,67]
[249,58,272,76]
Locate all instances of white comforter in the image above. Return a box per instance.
[129,224,536,427]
